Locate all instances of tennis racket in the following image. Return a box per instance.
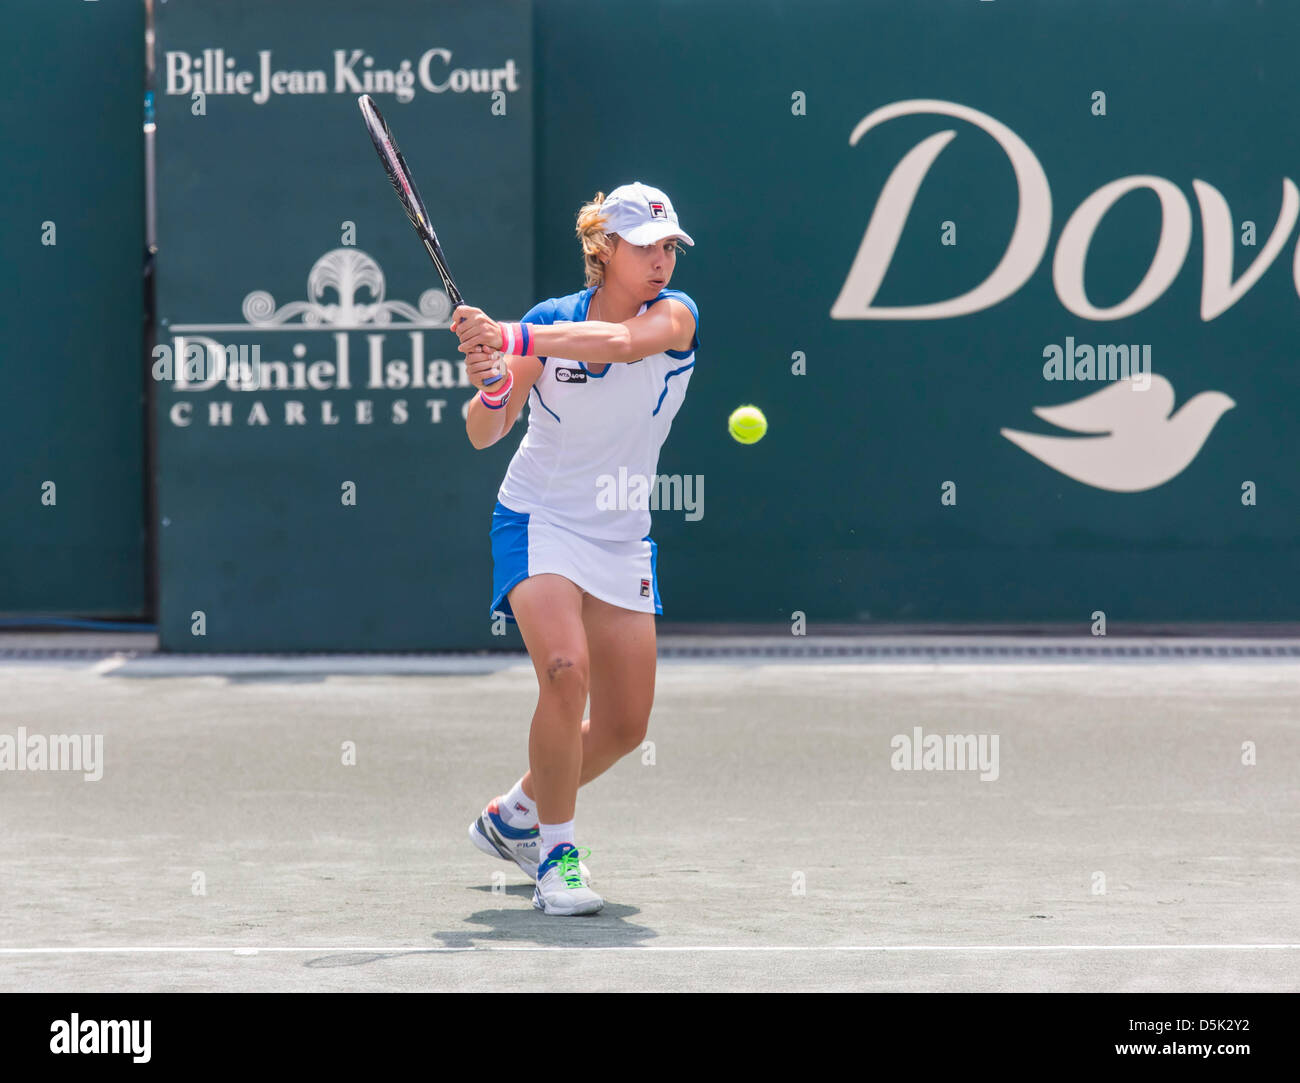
[357,93,503,384]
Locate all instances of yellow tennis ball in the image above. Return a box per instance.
[728,404,767,444]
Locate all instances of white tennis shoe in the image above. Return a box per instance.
[532,843,603,916]
[468,797,591,882]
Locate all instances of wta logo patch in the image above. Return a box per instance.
[640,578,651,597]
[555,367,587,383]
[648,201,667,219]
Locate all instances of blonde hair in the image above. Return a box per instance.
[576,192,618,288]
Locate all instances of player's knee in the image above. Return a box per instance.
[611,711,650,753]
[540,651,589,702]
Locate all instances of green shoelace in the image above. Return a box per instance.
[554,846,593,888]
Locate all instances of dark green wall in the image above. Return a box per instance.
[0,0,146,616]
[536,0,1300,624]
[9,0,1300,639]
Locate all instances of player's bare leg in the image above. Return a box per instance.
[517,593,656,795]
[505,574,603,913]
[508,573,589,824]
[581,594,657,771]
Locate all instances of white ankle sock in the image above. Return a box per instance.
[538,820,575,859]
[499,777,538,828]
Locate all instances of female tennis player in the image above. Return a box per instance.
[452,182,699,916]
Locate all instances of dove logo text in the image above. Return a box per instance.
[834,99,1300,322]
[1042,339,1151,390]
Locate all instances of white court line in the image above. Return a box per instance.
[2,944,1297,955]
[751,664,1097,673]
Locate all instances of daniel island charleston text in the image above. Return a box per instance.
[156,331,486,428]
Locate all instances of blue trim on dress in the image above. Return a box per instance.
[489,501,532,623]
[648,289,699,359]
[652,361,695,417]
[645,535,662,614]
[530,384,561,423]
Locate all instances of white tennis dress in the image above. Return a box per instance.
[489,285,699,622]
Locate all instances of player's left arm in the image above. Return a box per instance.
[453,298,696,364]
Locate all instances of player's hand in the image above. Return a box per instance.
[466,345,507,391]
[451,305,502,355]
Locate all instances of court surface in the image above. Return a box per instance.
[1,634,1296,992]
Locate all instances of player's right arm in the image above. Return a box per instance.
[464,351,542,449]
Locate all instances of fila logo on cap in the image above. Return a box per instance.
[648,202,667,219]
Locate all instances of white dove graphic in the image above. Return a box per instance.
[1000,375,1235,492]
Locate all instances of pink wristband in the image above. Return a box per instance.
[498,322,534,357]
[479,369,514,407]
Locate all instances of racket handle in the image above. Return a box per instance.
[450,307,503,385]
